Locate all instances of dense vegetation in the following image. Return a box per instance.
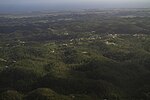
[0,9,150,100]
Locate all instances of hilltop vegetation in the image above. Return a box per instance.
[0,9,150,100]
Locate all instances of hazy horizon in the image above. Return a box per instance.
[0,0,150,13]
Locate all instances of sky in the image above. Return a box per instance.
[0,0,150,12]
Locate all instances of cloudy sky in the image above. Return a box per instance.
[0,0,149,4]
[0,0,149,12]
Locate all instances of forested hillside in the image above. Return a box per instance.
[0,9,150,100]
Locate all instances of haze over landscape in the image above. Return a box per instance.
[0,0,150,100]
[0,0,150,12]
